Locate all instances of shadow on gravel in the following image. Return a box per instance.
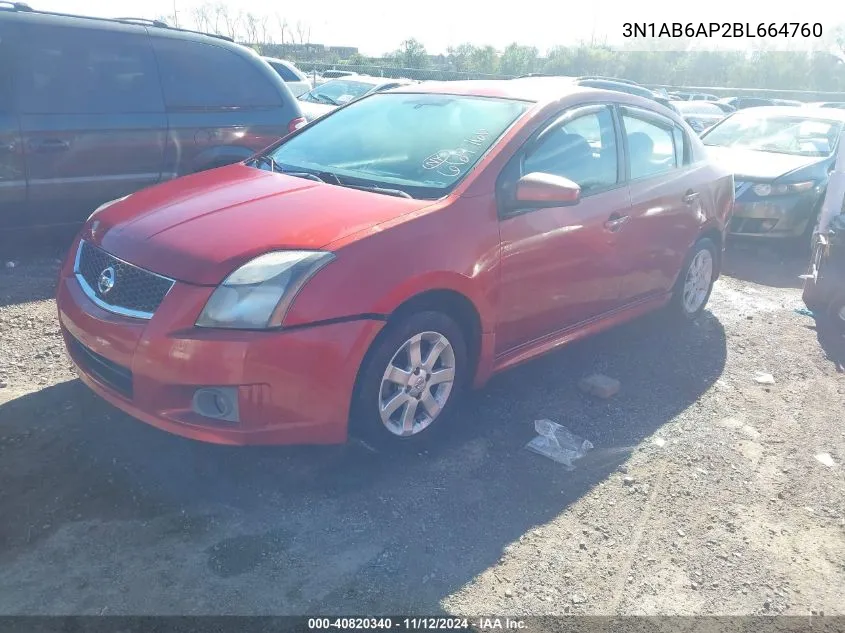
[0,309,727,614]
[722,241,806,289]
[0,229,76,308]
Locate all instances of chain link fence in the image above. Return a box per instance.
[286,62,845,102]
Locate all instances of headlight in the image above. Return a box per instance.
[195,251,335,329]
[752,181,815,197]
[86,195,130,222]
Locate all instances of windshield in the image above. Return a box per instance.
[702,112,842,157]
[301,79,377,105]
[264,92,530,199]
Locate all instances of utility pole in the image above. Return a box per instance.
[172,0,179,27]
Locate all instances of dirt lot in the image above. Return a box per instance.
[0,242,843,616]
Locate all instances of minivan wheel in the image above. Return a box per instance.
[669,238,717,320]
[351,311,468,449]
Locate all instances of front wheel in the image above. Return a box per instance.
[669,238,717,321]
[350,311,469,449]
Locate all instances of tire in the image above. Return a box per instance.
[350,311,469,450]
[668,238,718,321]
[827,293,845,335]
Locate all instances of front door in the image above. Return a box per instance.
[495,104,631,355]
[15,22,167,226]
[0,22,26,229]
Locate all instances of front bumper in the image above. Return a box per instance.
[56,263,384,446]
[729,189,820,239]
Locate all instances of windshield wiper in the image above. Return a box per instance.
[343,183,413,199]
[252,154,283,172]
[311,93,340,106]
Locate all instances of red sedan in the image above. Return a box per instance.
[56,79,733,449]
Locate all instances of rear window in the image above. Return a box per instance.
[268,61,303,83]
[15,24,163,114]
[153,38,282,109]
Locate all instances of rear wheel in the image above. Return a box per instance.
[668,238,717,321]
[350,311,469,450]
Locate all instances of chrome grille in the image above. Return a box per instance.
[74,240,175,319]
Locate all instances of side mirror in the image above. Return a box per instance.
[512,172,581,208]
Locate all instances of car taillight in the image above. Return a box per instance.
[288,117,307,133]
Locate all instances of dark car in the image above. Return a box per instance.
[701,106,845,247]
[717,96,774,110]
[672,101,727,134]
[0,3,305,229]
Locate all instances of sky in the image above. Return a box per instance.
[35,0,844,57]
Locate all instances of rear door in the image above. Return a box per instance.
[16,22,167,226]
[615,106,704,305]
[0,22,26,228]
[151,37,290,176]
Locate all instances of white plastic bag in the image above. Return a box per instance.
[525,419,594,469]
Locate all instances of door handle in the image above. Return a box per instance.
[683,190,700,204]
[0,142,14,153]
[28,138,71,152]
[604,213,630,232]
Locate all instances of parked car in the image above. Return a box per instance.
[672,101,727,134]
[805,102,845,110]
[513,75,679,113]
[701,106,845,247]
[717,97,775,110]
[57,79,732,449]
[689,93,720,102]
[314,69,356,85]
[771,99,803,107]
[712,102,737,115]
[263,57,312,97]
[297,75,414,121]
[0,4,305,229]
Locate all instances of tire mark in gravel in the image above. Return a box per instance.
[607,462,668,612]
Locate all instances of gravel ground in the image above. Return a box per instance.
[0,242,843,616]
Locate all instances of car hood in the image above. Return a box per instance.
[297,99,336,121]
[92,164,431,285]
[703,146,825,180]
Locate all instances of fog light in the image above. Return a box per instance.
[192,387,239,423]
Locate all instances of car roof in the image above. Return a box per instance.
[323,74,413,87]
[0,4,237,44]
[390,77,648,104]
[730,105,845,122]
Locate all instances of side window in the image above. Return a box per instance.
[16,25,162,115]
[270,62,299,82]
[153,38,282,109]
[622,113,677,180]
[523,107,618,193]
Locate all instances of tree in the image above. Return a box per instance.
[394,38,429,69]
[499,43,538,76]
[294,20,311,45]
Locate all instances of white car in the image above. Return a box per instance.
[263,57,312,97]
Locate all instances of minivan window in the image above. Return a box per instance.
[153,39,282,109]
[16,25,163,114]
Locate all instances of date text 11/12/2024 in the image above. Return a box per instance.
[622,22,823,39]
[307,617,527,630]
